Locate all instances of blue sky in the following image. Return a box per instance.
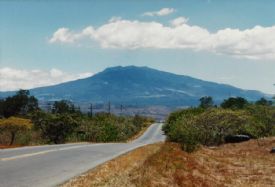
[1,0,275,94]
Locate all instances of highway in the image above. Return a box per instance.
[0,123,165,187]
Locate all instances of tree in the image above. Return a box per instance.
[32,111,78,144]
[221,97,248,109]
[255,97,272,106]
[194,109,250,145]
[0,90,39,118]
[0,99,5,118]
[199,96,214,109]
[162,108,205,152]
[51,100,77,114]
[244,105,275,138]
[0,117,32,145]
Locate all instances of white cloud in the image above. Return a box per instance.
[49,17,275,61]
[170,17,189,27]
[143,8,176,17]
[49,28,76,43]
[0,67,93,91]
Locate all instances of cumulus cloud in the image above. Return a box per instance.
[170,17,189,27]
[49,17,275,60]
[143,8,176,17]
[0,67,93,91]
[49,28,76,43]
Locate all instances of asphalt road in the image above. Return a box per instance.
[0,123,165,187]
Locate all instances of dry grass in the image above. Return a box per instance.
[61,143,163,187]
[62,137,275,187]
[192,138,275,187]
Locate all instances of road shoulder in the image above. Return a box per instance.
[60,143,162,187]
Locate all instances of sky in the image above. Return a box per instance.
[1,0,275,94]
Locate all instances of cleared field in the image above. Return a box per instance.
[62,137,275,187]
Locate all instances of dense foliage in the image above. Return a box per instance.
[31,111,79,144]
[0,90,39,118]
[164,97,275,152]
[220,97,249,109]
[31,111,153,144]
[0,92,154,146]
[78,113,153,142]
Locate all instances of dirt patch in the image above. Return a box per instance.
[0,144,22,149]
[62,137,275,187]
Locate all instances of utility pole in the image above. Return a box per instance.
[89,103,93,117]
[120,104,123,116]
[108,101,111,114]
[47,102,52,113]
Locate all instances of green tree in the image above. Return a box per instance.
[221,97,248,109]
[199,96,214,109]
[194,109,250,145]
[0,90,39,118]
[32,111,78,144]
[244,105,275,138]
[255,97,272,106]
[51,100,78,114]
[163,108,205,152]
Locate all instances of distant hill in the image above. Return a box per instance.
[0,66,267,106]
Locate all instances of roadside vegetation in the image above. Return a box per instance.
[61,95,275,187]
[163,96,275,152]
[0,90,154,146]
[62,138,275,187]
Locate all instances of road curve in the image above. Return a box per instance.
[0,123,165,187]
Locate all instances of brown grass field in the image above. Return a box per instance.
[62,137,275,187]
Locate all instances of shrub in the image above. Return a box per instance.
[0,117,33,145]
[32,111,79,144]
[193,109,251,145]
[163,108,204,136]
[221,97,248,109]
[255,97,273,106]
[164,103,275,152]
[163,108,205,152]
[244,105,275,138]
[80,113,153,142]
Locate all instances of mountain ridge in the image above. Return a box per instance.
[0,66,267,106]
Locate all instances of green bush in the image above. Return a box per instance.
[193,109,252,145]
[163,108,205,152]
[163,107,204,135]
[221,97,248,109]
[32,111,79,144]
[244,105,275,138]
[81,113,153,142]
[164,104,275,152]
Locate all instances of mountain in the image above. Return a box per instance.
[0,66,267,106]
